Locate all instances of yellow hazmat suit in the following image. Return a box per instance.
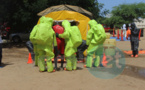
[58,20,82,70]
[30,16,57,72]
[29,16,45,66]
[86,20,106,67]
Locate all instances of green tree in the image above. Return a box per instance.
[0,0,50,32]
[0,0,107,32]
[102,3,145,28]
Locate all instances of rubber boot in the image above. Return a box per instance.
[131,55,134,57]
[133,51,136,57]
[86,55,93,68]
[38,57,45,72]
[60,58,64,68]
[66,57,72,71]
[135,54,138,58]
[72,56,77,70]
[46,59,54,72]
[54,56,58,71]
[60,55,64,70]
[94,55,100,67]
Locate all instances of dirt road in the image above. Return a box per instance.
[0,35,145,90]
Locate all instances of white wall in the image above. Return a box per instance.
[134,18,145,29]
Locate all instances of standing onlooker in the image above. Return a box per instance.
[0,34,2,65]
[122,24,126,38]
[130,22,139,57]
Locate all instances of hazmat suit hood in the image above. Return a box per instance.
[44,17,53,27]
[40,16,46,24]
[88,20,98,28]
[131,22,136,30]
[62,20,71,30]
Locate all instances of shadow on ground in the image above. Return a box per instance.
[0,62,13,68]
[122,64,145,80]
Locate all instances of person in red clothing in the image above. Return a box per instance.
[53,21,65,70]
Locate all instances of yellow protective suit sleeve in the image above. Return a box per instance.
[70,26,82,48]
[29,16,46,44]
[59,20,71,39]
[86,29,93,45]
[86,19,98,45]
[59,29,69,39]
[95,24,106,44]
[53,34,57,46]
[92,25,101,42]
[29,25,37,44]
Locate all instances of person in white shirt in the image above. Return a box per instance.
[122,24,127,38]
[0,35,2,65]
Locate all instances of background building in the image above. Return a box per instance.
[134,18,145,29]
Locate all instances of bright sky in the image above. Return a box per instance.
[97,0,145,12]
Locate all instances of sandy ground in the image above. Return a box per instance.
[0,33,145,90]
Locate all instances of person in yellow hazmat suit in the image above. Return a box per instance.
[56,20,82,71]
[85,20,106,68]
[30,16,58,72]
[29,16,45,66]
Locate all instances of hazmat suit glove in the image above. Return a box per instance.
[56,33,59,38]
